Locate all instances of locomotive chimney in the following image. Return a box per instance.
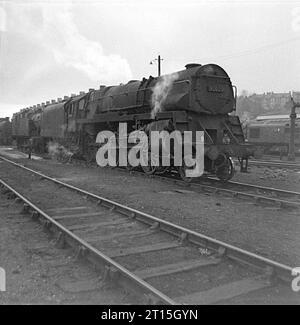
[99,85,105,90]
[51,99,56,104]
[64,96,69,100]
[71,93,76,97]
[185,63,201,69]
[57,98,62,102]
[46,101,50,105]
[80,91,85,95]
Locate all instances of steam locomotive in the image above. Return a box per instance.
[11,63,252,181]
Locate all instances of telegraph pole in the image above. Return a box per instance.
[158,55,161,77]
[150,55,163,77]
[288,92,300,161]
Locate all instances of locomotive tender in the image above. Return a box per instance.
[0,117,12,145]
[11,63,252,181]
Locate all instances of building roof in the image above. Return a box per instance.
[256,114,299,121]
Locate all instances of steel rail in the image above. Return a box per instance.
[2,153,299,206]
[0,178,176,305]
[214,179,300,197]
[120,168,300,209]
[127,167,300,208]
[7,147,299,209]
[191,181,300,209]
[0,155,294,283]
[247,159,300,170]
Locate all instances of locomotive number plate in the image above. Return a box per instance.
[207,86,224,93]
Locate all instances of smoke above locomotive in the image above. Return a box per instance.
[151,72,179,119]
[11,63,252,181]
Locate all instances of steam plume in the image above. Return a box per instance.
[151,73,178,119]
[47,141,72,161]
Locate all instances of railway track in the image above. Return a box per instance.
[1,153,300,209]
[245,159,300,171]
[0,155,297,304]
[120,168,300,210]
[194,177,300,209]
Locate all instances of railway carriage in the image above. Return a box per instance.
[246,115,300,156]
[11,105,42,150]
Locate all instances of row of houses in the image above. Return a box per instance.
[244,91,300,111]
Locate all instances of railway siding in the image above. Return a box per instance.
[0,153,299,267]
[0,156,299,304]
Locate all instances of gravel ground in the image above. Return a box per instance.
[234,165,300,192]
[0,147,299,268]
[0,167,261,303]
[1,155,299,304]
[0,194,137,305]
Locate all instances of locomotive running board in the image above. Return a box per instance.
[76,110,188,124]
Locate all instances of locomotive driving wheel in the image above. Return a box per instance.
[215,156,235,181]
[141,151,156,175]
[178,155,198,183]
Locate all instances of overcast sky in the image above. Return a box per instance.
[0,0,300,117]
